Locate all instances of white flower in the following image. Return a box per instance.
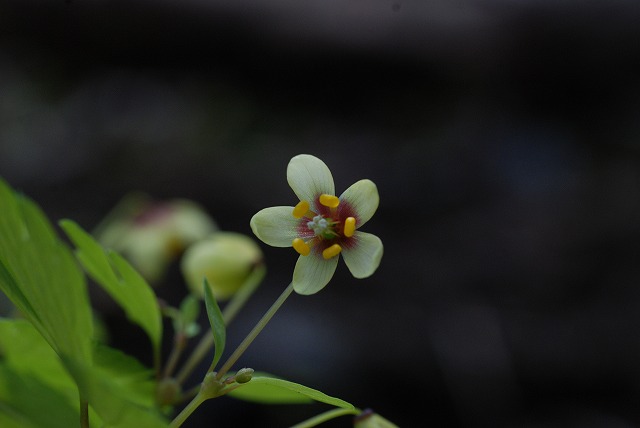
[250,155,383,295]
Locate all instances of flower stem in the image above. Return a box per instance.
[80,395,89,428]
[175,264,265,384]
[170,278,291,427]
[162,333,186,379]
[290,408,361,428]
[169,392,206,428]
[216,282,294,380]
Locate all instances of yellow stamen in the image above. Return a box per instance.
[292,200,310,218]
[292,238,311,256]
[344,217,356,237]
[322,244,342,260]
[319,194,340,208]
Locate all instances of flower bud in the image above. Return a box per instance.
[181,232,263,301]
[97,194,217,282]
[234,368,254,384]
[354,409,399,428]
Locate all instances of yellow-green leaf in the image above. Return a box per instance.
[0,178,93,364]
[203,278,226,370]
[230,375,354,409]
[63,357,169,428]
[60,220,162,356]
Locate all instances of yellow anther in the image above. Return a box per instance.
[322,244,342,260]
[344,217,356,237]
[319,194,340,208]
[292,200,310,218]
[292,238,311,256]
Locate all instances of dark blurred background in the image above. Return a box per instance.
[2,0,640,426]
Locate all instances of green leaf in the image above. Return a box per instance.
[63,357,169,428]
[60,219,162,355]
[0,178,93,364]
[93,344,156,408]
[230,376,354,409]
[227,372,313,404]
[0,319,79,427]
[0,318,73,393]
[0,318,162,426]
[203,278,226,370]
[0,367,80,428]
[0,319,99,427]
[178,294,201,338]
[179,294,200,327]
[0,408,38,428]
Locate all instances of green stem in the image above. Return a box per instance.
[175,264,265,385]
[162,333,186,379]
[179,384,201,403]
[153,346,162,380]
[290,408,361,428]
[216,282,294,380]
[80,396,89,428]
[169,393,206,428]
[221,263,266,325]
[176,332,213,384]
[170,277,290,427]
[171,373,225,427]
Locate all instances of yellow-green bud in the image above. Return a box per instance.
[97,195,217,282]
[354,409,399,428]
[181,232,263,301]
[234,368,254,384]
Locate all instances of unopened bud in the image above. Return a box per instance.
[181,232,263,301]
[98,195,217,282]
[235,368,254,384]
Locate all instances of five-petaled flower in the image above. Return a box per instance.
[250,154,383,295]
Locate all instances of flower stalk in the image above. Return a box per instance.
[174,263,265,385]
[80,396,89,428]
[216,282,294,380]
[170,280,292,426]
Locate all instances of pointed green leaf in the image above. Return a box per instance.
[63,357,169,428]
[107,251,163,349]
[179,294,200,327]
[0,178,93,364]
[0,318,159,427]
[93,344,156,408]
[227,372,312,404]
[0,367,80,428]
[0,319,101,427]
[203,278,226,370]
[0,408,38,428]
[60,220,162,355]
[231,376,354,409]
[178,294,201,338]
[0,318,72,393]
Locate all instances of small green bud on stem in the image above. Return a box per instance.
[234,368,254,384]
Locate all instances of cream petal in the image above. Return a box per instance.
[341,231,383,279]
[292,253,339,295]
[339,179,379,227]
[287,155,335,208]
[250,206,300,247]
